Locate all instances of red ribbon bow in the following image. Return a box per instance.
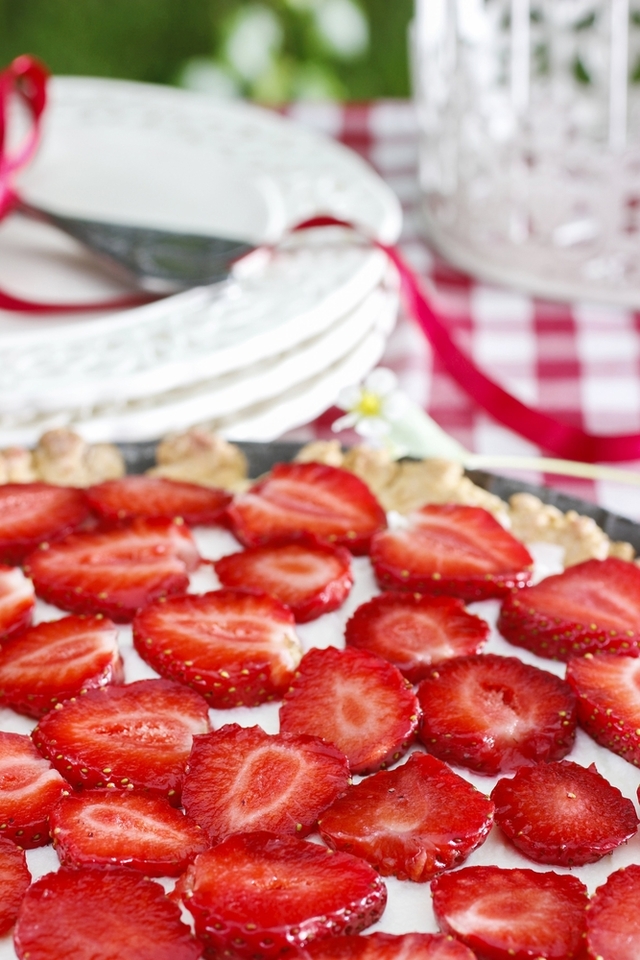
[0,55,156,313]
[3,56,640,463]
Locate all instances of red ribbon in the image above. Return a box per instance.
[4,57,640,463]
[294,217,640,464]
[0,55,156,313]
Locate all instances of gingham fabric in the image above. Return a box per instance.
[282,100,640,522]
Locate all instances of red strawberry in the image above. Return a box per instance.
[176,831,387,959]
[0,615,123,718]
[345,592,489,683]
[431,865,588,960]
[133,589,302,708]
[213,537,353,623]
[14,866,201,960]
[317,752,494,882]
[370,504,532,601]
[301,932,478,959]
[182,724,350,843]
[226,461,387,555]
[24,518,199,622]
[498,557,640,660]
[585,864,640,960]
[0,483,90,566]
[491,759,638,866]
[279,646,420,775]
[32,678,211,805]
[566,652,640,767]
[0,837,30,935]
[416,654,577,775]
[49,790,207,876]
[86,474,232,526]
[0,731,66,848]
[0,565,35,643]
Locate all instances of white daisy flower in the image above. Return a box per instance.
[332,368,409,441]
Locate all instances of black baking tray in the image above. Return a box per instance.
[118,439,640,554]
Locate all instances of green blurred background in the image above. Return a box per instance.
[0,0,413,102]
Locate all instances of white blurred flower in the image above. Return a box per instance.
[333,369,409,441]
[178,59,240,98]
[224,5,284,83]
[312,0,369,60]
[333,367,469,461]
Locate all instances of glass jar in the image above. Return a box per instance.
[412,0,640,306]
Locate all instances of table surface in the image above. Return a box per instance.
[279,100,640,523]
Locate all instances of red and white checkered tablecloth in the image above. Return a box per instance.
[282,100,640,522]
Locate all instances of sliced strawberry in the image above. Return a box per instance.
[0,615,123,718]
[176,831,387,959]
[50,790,207,876]
[133,589,302,708]
[0,837,30,935]
[0,483,91,566]
[86,474,232,526]
[345,592,489,683]
[566,652,640,767]
[371,505,533,601]
[32,678,211,805]
[14,866,201,960]
[0,565,35,643]
[317,752,494,882]
[226,461,387,556]
[24,518,199,622]
[279,646,420,775]
[182,724,350,843]
[213,537,353,623]
[431,865,588,960]
[302,932,478,959]
[585,864,640,960]
[416,653,577,775]
[498,557,640,660]
[0,731,66,848]
[491,759,638,866]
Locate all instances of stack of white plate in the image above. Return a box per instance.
[0,78,401,446]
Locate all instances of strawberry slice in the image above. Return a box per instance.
[499,557,640,660]
[370,504,533,601]
[86,474,232,526]
[0,731,66,848]
[317,752,494,882]
[182,724,350,843]
[24,518,199,622]
[302,932,478,959]
[176,831,387,959]
[49,790,207,876]
[226,461,387,555]
[345,592,489,683]
[585,864,640,960]
[0,615,123,718]
[431,865,588,960]
[213,537,353,623]
[0,483,91,566]
[491,759,638,866]
[133,589,302,708]
[0,565,35,643]
[566,652,640,766]
[416,653,577,775]
[32,678,211,805]
[0,837,30,936]
[14,866,201,960]
[279,646,420,775]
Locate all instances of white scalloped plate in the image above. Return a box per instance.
[0,280,399,446]
[0,77,401,420]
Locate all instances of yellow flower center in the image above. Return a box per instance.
[356,390,383,417]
